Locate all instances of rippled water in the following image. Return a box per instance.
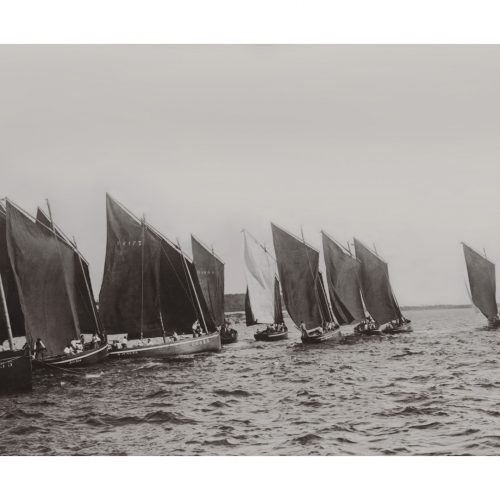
[1,307,500,455]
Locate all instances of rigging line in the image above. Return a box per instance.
[140,216,145,339]
[0,273,14,351]
[73,235,102,336]
[300,226,325,325]
[178,238,208,334]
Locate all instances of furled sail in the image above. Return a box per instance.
[99,194,162,338]
[191,235,225,327]
[0,204,25,343]
[6,200,80,356]
[36,208,100,334]
[322,232,365,324]
[353,238,401,325]
[271,223,323,329]
[243,230,281,326]
[462,243,498,319]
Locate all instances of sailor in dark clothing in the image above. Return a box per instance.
[34,338,47,360]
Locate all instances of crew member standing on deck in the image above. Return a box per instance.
[34,338,47,360]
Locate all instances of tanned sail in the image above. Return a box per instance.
[0,204,25,345]
[36,208,101,334]
[243,230,283,326]
[271,223,324,329]
[99,194,162,338]
[6,201,81,356]
[462,243,498,319]
[322,232,365,325]
[191,235,225,327]
[353,238,401,325]
[99,194,215,338]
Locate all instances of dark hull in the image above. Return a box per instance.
[35,344,110,368]
[301,329,342,344]
[221,329,238,344]
[0,350,32,394]
[381,324,413,334]
[108,333,221,359]
[487,318,500,329]
[254,330,288,342]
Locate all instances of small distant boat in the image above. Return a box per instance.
[0,203,32,394]
[271,224,341,344]
[6,200,108,370]
[242,230,288,342]
[462,242,500,329]
[322,231,380,335]
[191,235,237,345]
[99,194,221,358]
[354,238,412,334]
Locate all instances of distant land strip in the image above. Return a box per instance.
[224,293,473,313]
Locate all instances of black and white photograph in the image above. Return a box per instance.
[1,2,500,498]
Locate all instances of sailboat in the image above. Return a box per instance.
[462,242,500,329]
[353,238,412,334]
[0,202,32,394]
[100,194,221,358]
[321,231,380,334]
[6,199,109,367]
[191,235,237,344]
[242,230,288,341]
[271,223,341,344]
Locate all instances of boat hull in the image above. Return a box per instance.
[354,323,381,335]
[108,333,221,359]
[35,344,110,368]
[254,330,288,341]
[221,329,238,344]
[381,324,413,334]
[301,329,342,344]
[0,350,32,394]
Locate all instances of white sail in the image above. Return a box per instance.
[243,231,276,325]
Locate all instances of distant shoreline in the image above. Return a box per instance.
[224,293,473,313]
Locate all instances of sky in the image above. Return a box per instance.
[1,45,500,306]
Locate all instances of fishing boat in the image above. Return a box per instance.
[353,238,412,334]
[321,231,380,335]
[191,235,237,344]
[0,203,32,394]
[5,200,109,369]
[271,223,341,344]
[242,230,288,341]
[462,242,500,329]
[100,194,221,359]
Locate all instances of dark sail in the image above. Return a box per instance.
[353,238,401,325]
[158,237,216,334]
[463,243,498,319]
[271,223,323,329]
[191,235,225,326]
[99,194,162,338]
[245,287,257,326]
[273,277,284,324]
[36,208,100,334]
[322,232,365,324]
[6,201,80,356]
[0,205,25,343]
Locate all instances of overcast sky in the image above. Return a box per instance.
[1,45,500,306]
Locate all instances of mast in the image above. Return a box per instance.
[0,273,14,351]
[178,238,208,334]
[140,215,145,339]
